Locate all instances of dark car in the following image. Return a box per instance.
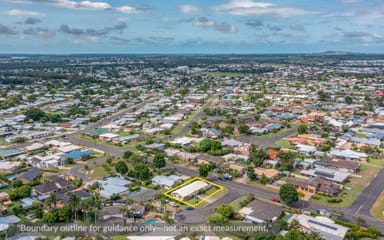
[185,206,194,210]
[272,198,281,203]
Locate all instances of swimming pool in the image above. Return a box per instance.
[141,219,159,225]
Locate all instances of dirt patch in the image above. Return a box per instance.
[350,178,368,186]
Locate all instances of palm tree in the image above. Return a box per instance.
[68,193,79,221]
[46,193,57,209]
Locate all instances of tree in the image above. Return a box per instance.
[247,167,256,180]
[153,153,166,169]
[199,164,209,177]
[46,193,57,209]
[133,163,152,180]
[199,138,212,152]
[65,157,74,165]
[216,204,234,218]
[345,96,353,104]
[207,213,228,224]
[123,151,133,159]
[42,210,58,223]
[58,205,73,222]
[279,184,299,204]
[25,107,47,121]
[115,161,129,175]
[297,123,308,134]
[238,124,250,134]
[250,149,268,167]
[72,178,83,188]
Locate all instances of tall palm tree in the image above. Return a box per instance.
[68,193,79,221]
[46,193,57,209]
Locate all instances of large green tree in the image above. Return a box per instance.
[279,184,299,204]
[153,153,166,169]
[25,107,47,121]
[199,164,210,177]
[216,204,234,218]
[115,161,129,175]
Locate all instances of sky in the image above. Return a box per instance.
[0,0,383,54]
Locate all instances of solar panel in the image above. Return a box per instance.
[308,219,338,231]
[315,170,334,179]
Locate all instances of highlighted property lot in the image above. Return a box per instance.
[164,177,224,207]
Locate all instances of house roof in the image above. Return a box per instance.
[248,200,283,221]
[0,148,24,158]
[151,175,181,188]
[17,167,40,182]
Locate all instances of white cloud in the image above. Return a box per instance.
[179,5,201,14]
[7,9,44,17]
[116,6,139,14]
[341,0,362,3]
[54,0,111,10]
[212,0,320,17]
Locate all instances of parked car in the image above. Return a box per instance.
[185,206,194,210]
[271,198,281,203]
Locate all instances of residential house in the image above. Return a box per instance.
[16,167,40,184]
[287,214,349,240]
[240,200,283,223]
[151,175,182,189]
[196,154,224,165]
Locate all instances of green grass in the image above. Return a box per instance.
[310,182,365,208]
[0,138,10,146]
[367,158,384,167]
[370,191,384,221]
[358,163,382,181]
[228,196,249,211]
[86,158,133,180]
[275,139,293,148]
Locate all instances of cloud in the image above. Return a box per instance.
[8,1,141,14]
[212,0,320,17]
[23,27,55,38]
[245,19,264,28]
[341,0,361,3]
[116,6,139,14]
[179,5,201,14]
[7,9,44,17]
[193,17,215,27]
[214,22,238,33]
[192,17,238,33]
[0,24,17,35]
[59,22,127,42]
[289,24,305,32]
[24,17,41,24]
[267,24,283,31]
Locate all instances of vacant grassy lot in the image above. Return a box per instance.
[370,191,384,221]
[275,139,293,148]
[228,196,249,211]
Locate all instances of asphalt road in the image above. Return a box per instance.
[235,127,298,148]
[171,94,219,140]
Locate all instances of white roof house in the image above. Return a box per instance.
[329,149,367,160]
[290,214,349,240]
[24,142,45,152]
[171,180,210,200]
[151,175,182,189]
[58,144,82,153]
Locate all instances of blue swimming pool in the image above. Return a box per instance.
[141,219,159,225]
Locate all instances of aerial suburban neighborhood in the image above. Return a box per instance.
[0,54,384,240]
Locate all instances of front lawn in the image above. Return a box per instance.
[370,191,384,221]
[310,182,365,208]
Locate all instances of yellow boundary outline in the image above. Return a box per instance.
[163,176,224,207]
